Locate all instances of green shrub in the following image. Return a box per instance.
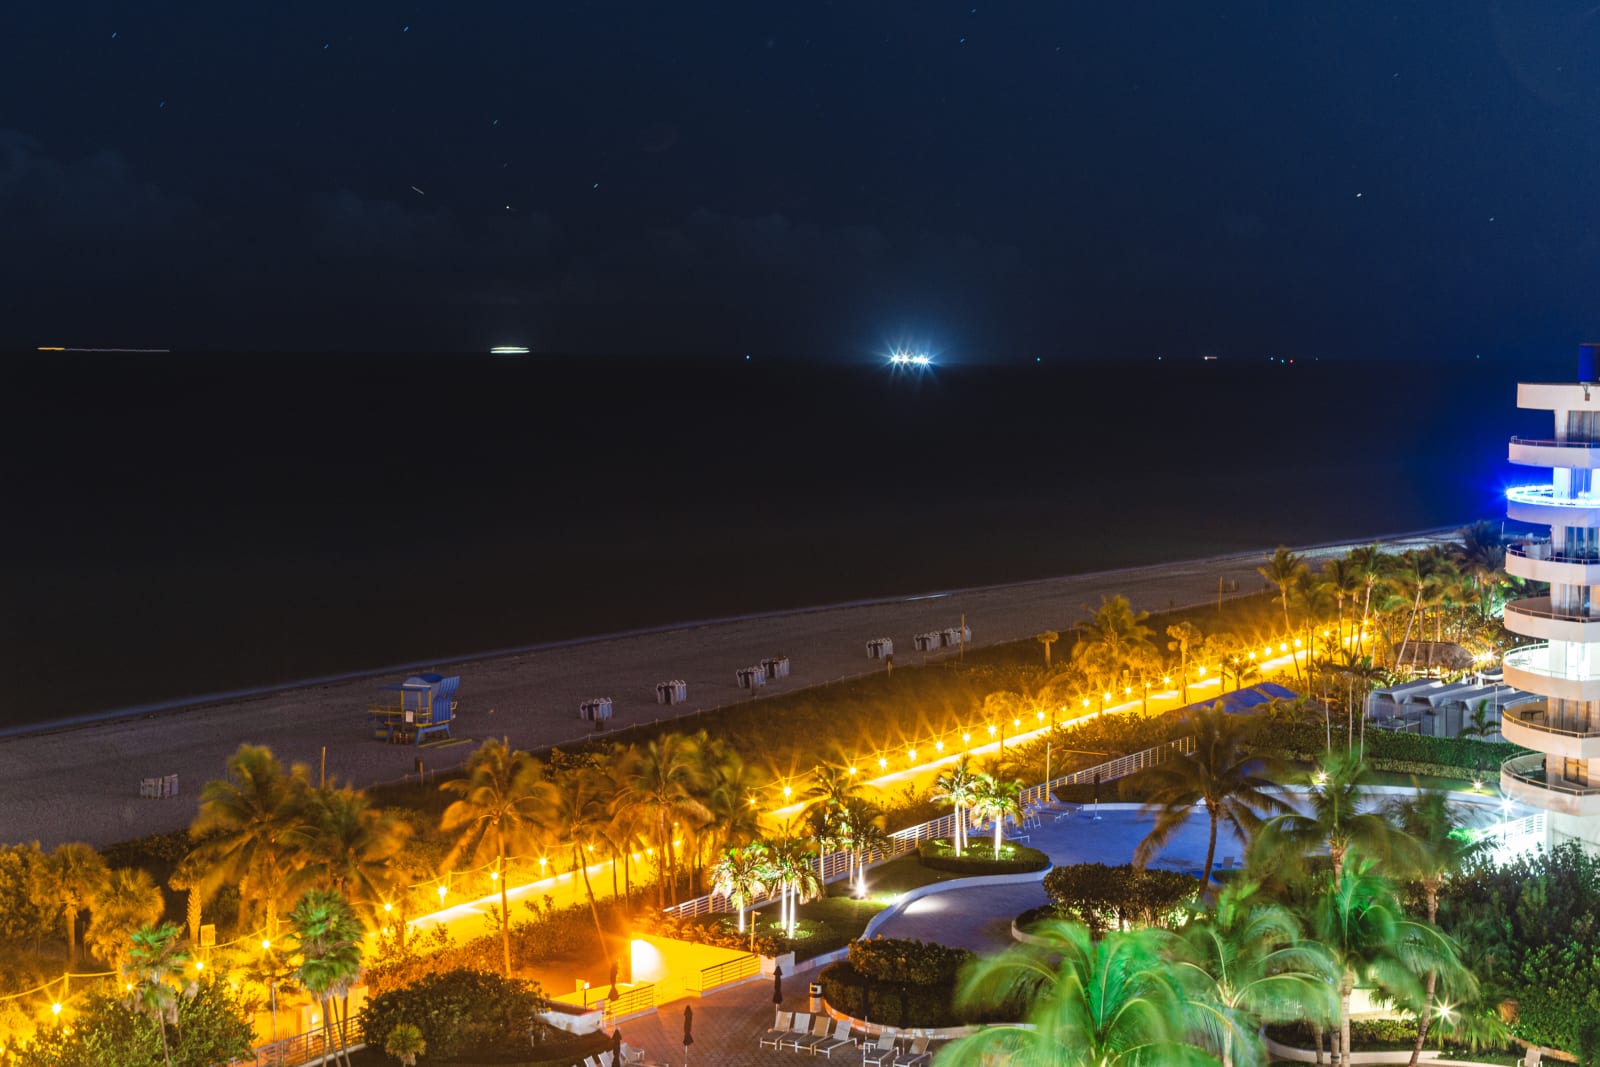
[1042,863,1198,935]
[12,979,254,1067]
[917,840,1049,875]
[1252,721,1526,773]
[848,937,975,986]
[357,968,549,1059]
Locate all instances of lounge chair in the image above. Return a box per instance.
[900,1037,932,1067]
[1522,1050,1543,1067]
[812,1020,855,1058]
[760,1011,796,1050]
[862,1031,898,1067]
[783,1014,832,1053]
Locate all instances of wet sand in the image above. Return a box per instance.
[0,530,1453,848]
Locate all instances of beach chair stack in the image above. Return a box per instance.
[737,665,767,689]
[865,637,893,659]
[138,774,179,799]
[655,679,689,705]
[579,698,614,722]
[761,654,791,679]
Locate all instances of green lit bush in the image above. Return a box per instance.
[1041,863,1198,936]
[848,937,974,986]
[358,968,549,1060]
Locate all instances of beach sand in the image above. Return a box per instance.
[0,531,1453,849]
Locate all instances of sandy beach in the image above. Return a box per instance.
[0,530,1454,849]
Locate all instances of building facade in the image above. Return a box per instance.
[1502,344,1600,849]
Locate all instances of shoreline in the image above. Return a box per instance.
[0,523,1465,746]
[0,525,1462,849]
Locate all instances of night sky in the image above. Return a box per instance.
[6,2,1600,360]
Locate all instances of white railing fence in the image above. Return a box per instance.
[665,737,1194,919]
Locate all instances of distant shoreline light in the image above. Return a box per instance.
[38,346,170,353]
[489,346,531,355]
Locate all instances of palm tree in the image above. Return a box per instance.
[616,734,710,907]
[932,756,980,856]
[1258,750,1401,885]
[439,738,555,975]
[385,1023,427,1066]
[803,764,859,832]
[189,744,313,941]
[1311,861,1472,1066]
[702,746,766,861]
[970,772,1024,858]
[1386,790,1488,1066]
[942,920,1222,1067]
[1458,700,1499,742]
[1259,546,1309,639]
[40,842,107,967]
[550,765,615,965]
[765,830,821,937]
[301,783,412,923]
[1346,544,1389,647]
[1320,557,1364,655]
[123,921,192,1067]
[1133,707,1291,885]
[1390,547,1457,672]
[1167,621,1203,705]
[289,889,365,1067]
[1037,630,1060,668]
[1454,520,1507,620]
[87,866,166,969]
[838,796,889,893]
[1171,881,1338,1067]
[711,842,768,932]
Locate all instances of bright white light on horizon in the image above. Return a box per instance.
[887,348,934,368]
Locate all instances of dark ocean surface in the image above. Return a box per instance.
[0,351,1562,728]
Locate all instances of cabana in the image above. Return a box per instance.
[761,655,790,679]
[656,680,688,705]
[368,674,459,744]
[736,665,766,689]
[580,698,614,722]
[865,638,893,659]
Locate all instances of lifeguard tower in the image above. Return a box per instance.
[368,673,459,744]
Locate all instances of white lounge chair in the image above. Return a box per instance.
[900,1037,932,1067]
[760,1011,796,1050]
[862,1031,898,1067]
[1522,1050,1543,1067]
[812,1020,855,1058]
[784,1014,833,1053]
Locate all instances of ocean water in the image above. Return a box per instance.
[0,351,1558,727]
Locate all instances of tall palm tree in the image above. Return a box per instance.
[765,830,821,937]
[932,756,980,856]
[1259,546,1309,638]
[1346,544,1389,645]
[1386,790,1488,1066]
[703,747,766,861]
[1133,707,1291,885]
[1167,621,1204,705]
[1075,595,1157,694]
[439,738,555,975]
[550,765,615,966]
[802,764,859,833]
[1320,557,1364,656]
[1171,881,1338,1067]
[123,921,192,1067]
[970,772,1024,858]
[617,734,710,907]
[87,866,166,969]
[1311,860,1471,1066]
[189,744,313,941]
[1258,750,1400,885]
[1037,630,1060,668]
[1454,520,1507,620]
[301,784,412,924]
[289,889,365,1067]
[942,920,1223,1067]
[711,842,769,932]
[39,842,107,967]
[838,796,889,893]
[1389,547,1456,672]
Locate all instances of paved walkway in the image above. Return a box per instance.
[609,979,799,1067]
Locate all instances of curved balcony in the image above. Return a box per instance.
[1501,702,1600,760]
[1501,753,1600,817]
[1502,643,1600,702]
[1509,437,1600,470]
[1504,597,1600,643]
[1506,485,1600,528]
[1506,543,1600,585]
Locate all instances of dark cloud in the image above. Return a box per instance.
[0,130,191,242]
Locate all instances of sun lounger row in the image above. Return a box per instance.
[758,1011,937,1064]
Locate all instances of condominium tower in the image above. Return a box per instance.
[1503,343,1600,849]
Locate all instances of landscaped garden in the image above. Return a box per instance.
[2,530,1577,1064]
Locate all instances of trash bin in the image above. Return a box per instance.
[809,983,823,1013]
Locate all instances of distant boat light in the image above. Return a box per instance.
[490,346,530,355]
[888,350,933,367]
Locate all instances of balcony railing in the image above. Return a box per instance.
[1505,598,1600,624]
[1511,437,1600,450]
[1504,703,1600,739]
[1507,543,1600,566]
[1500,643,1600,684]
[1507,485,1600,507]
[1503,753,1600,796]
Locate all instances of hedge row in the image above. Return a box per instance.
[1251,721,1526,774]
[917,840,1050,875]
[1041,864,1198,936]
[848,937,974,986]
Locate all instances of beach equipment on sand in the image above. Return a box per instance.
[367,674,458,743]
[913,631,940,652]
[760,655,790,679]
[138,774,179,799]
[655,680,688,705]
[865,637,894,659]
[736,665,767,689]
[580,698,614,722]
